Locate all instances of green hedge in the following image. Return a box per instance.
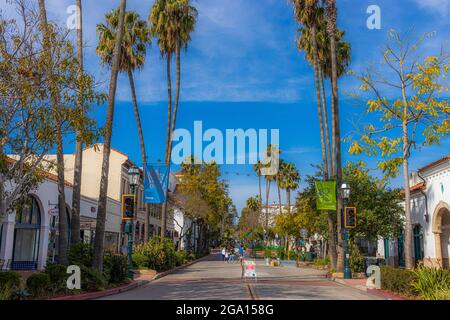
[0,271,21,300]
[380,266,416,296]
[44,264,68,293]
[103,254,128,284]
[26,272,50,298]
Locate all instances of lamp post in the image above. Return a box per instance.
[126,166,140,278]
[341,183,352,279]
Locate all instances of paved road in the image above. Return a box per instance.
[100,254,381,300]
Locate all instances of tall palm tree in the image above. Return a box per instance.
[262,144,279,229]
[149,0,197,237]
[92,0,127,272]
[38,0,69,265]
[71,0,83,246]
[278,161,300,214]
[326,0,345,272]
[96,9,151,240]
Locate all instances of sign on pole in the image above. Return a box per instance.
[144,163,169,204]
[315,181,337,210]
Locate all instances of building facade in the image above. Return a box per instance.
[377,156,450,268]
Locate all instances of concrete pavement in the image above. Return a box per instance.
[100,253,382,300]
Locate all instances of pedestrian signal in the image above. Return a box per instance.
[122,194,136,221]
[344,207,357,229]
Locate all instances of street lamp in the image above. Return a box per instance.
[341,182,352,279]
[126,166,140,278]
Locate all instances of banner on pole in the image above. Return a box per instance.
[144,163,169,204]
[315,181,337,211]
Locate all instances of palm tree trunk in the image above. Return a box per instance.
[265,180,271,229]
[161,52,173,239]
[286,189,291,214]
[168,40,181,160]
[258,169,263,224]
[71,0,83,246]
[277,183,282,214]
[127,68,149,242]
[320,66,332,177]
[92,0,127,272]
[38,0,69,264]
[327,0,344,272]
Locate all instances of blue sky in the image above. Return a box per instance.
[3,0,448,213]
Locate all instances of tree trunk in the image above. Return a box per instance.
[92,0,127,272]
[258,171,263,219]
[320,66,332,176]
[401,95,413,269]
[265,179,271,229]
[38,0,69,264]
[327,0,344,272]
[277,183,282,214]
[168,40,181,161]
[286,189,291,214]
[161,53,173,239]
[71,0,83,246]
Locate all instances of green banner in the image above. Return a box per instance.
[315,181,337,211]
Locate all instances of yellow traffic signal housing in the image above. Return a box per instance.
[344,207,357,229]
[122,194,136,221]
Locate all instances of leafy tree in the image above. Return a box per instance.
[348,30,449,269]
[277,161,300,213]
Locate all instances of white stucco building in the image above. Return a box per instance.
[377,155,450,268]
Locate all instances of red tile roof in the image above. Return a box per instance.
[418,155,450,173]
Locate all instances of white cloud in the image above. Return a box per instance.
[413,0,449,16]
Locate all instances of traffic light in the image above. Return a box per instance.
[344,207,357,229]
[122,194,136,221]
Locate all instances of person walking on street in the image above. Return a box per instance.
[221,247,226,261]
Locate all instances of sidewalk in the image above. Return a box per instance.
[331,277,407,300]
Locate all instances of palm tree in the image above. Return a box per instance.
[326,0,345,272]
[278,161,300,214]
[71,0,83,246]
[97,9,151,240]
[253,161,263,222]
[38,0,69,265]
[92,0,127,272]
[149,0,197,237]
[262,144,279,229]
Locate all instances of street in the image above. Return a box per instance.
[100,253,381,300]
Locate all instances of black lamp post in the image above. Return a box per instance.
[341,183,352,279]
[126,166,139,278]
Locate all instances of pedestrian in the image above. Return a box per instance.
[225,250,229,263]
[239,244,244,258]
[221,247,226,261]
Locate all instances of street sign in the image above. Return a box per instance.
[122,194,136,221]
[144,163,169,204]
[344,207,357,228]
[48,208,59,216]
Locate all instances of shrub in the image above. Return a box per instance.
[313,257,330,266]
[26,272,50,298]
[263,249,271,259]
[349,240,365,273]
[44,264,67,293]
[134,237,178,272]
[380,266,416,296]
[411,264,450,300]
[288,251,298,261]
[433,289,450,300]
[69,242,93,267]
[104,254,128,284]
[132,252,149,269]
[0,271,21,292]
[80,266,107,292]
[175,251,188,266]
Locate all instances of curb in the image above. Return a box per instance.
[366,289,407,300]
[49,281,143,300]
[331,278,368,292]
[151,253,212,281]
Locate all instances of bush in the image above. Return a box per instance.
[0,271,21,293]
[380,266,416,296]
[411,264,450,300]
[313,257,330,266]
[134,237,178,272]
[103,254,128,284]
[175,251,188,266]
[80,265,107,292]
[132,252,149,269]
[263,249,271,259]
[26,272,50,298]
[44,264,67,293]
[349,240,365,273]
[69,242,93,267]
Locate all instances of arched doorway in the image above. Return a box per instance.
[12,196,41,270]
[432,201,450,269]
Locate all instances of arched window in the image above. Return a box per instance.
[12,196,41,270]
